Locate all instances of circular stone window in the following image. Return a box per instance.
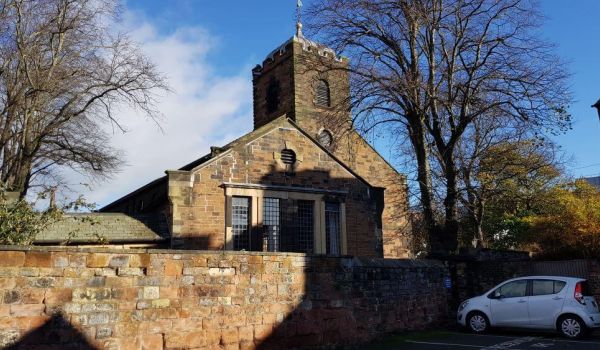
[317,129,333,147]
[280,149,297,165]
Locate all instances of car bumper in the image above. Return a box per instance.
[584,313,600,328]
[457,312,466,327]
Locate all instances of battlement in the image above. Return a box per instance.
[252,35,345,76]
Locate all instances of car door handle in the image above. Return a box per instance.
[552,297,563,300]
[518,299,527,303]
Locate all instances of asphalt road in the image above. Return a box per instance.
[364,331,600,349]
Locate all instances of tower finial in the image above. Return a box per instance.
[296,0,303,37]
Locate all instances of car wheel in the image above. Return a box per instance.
[467,312,489,334]
[558,315,587,339]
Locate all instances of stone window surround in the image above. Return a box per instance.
[316,128,334,148]
[222,183,347,255]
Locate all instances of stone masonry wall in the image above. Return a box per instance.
[290,41,411,259]
[0,246,448,350]
[169,119,382,257]
[448,257,600,311]
[251,39,411,259]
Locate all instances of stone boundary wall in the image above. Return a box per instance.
[449,259,600,309]
[0,246,448,350]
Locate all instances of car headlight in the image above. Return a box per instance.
[458,300,469,312]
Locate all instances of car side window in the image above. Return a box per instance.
[554,281,566,294]
[497,280,528,298]
[532,279,566,296]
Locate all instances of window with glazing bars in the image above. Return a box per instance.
[325,202,341,255]
[263,198,280,252]
[232,197,250,250]
[296,200,314,253]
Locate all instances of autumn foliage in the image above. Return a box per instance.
[526,180,600,259]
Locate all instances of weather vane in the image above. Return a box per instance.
[296,0,303,37]
[593,98,600,124]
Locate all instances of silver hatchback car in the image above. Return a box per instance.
[457,276,600,338]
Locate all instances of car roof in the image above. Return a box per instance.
[503,276,585,283]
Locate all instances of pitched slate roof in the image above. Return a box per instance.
[35,213,168,245]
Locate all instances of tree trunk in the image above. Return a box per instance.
[442,153,459,254]
[407,115,440,255]
[476,199,486,248]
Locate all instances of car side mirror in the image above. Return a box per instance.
[493,291,503,299]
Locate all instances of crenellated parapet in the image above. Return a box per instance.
[252,35,345,77]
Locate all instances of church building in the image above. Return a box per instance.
[94,24,410,258]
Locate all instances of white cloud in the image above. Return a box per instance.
[61,10,253,208]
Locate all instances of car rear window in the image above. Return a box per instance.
[532,279,566,296]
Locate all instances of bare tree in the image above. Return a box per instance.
[307,0,571,255]
[0,0,168,198]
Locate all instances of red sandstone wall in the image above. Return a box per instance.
[252,40,411,259]
[290,42,411,259]
[0,247,448,350]
[171,120,382,257]
[253,43,295,129]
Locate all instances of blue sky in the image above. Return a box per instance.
[125,0,298,76]
[76,0,600,207]
[538,0,600,178]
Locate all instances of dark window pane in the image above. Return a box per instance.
[232,197,250,250]
[279,199,314,254]
[296,200,314,253]
[498,280,527,298]
[263,198,280,252]
[554,281,566,294]
[532,280,555,296]
[325,202,341,255]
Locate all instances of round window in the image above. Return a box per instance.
[317,130,333,147]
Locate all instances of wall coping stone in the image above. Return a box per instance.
[0,245,445,268]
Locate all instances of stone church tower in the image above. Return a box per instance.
[96,21,411,258]
[251,25,410,258]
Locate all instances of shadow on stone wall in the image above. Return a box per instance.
[254,257,449,350]
[0,247,450,350]
[246,164,443,348]
[173,166,384,255]
[5,314,98,350]
[0,163,435,349]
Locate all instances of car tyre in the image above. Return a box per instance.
[466,311,489,334]
[558,315,587,339]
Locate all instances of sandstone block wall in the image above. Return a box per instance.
[290,41,411,259]
[252,39,411,259]
[0,246,448,350]
[169,119,382,257]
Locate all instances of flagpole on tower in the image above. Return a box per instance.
[296,0,303,37]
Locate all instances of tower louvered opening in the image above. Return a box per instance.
[315,79,331,107]
[280,149,296,165]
